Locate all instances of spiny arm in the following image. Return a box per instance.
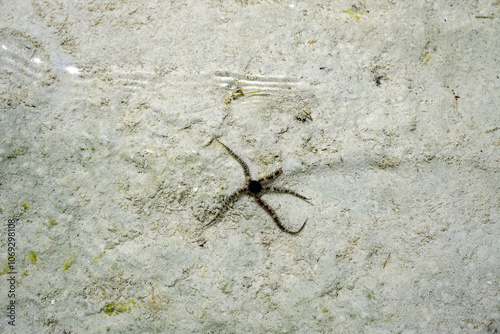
[215,138,252,181]
[254,196,307,234]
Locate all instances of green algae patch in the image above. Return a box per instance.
[102,300,137,315]
[28,251,37,263]
[63,255,74,271]
[91,252,105,264]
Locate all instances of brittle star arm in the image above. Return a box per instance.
[261,186,312,203]
[257,168,283,185]
[254,195,307,234]
[215,138,251,181]
[202,187,249,230]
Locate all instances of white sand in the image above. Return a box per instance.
[1,1,498,332]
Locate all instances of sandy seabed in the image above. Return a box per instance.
[0,1,499,333]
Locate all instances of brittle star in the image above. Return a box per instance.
[203,138,311,234]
